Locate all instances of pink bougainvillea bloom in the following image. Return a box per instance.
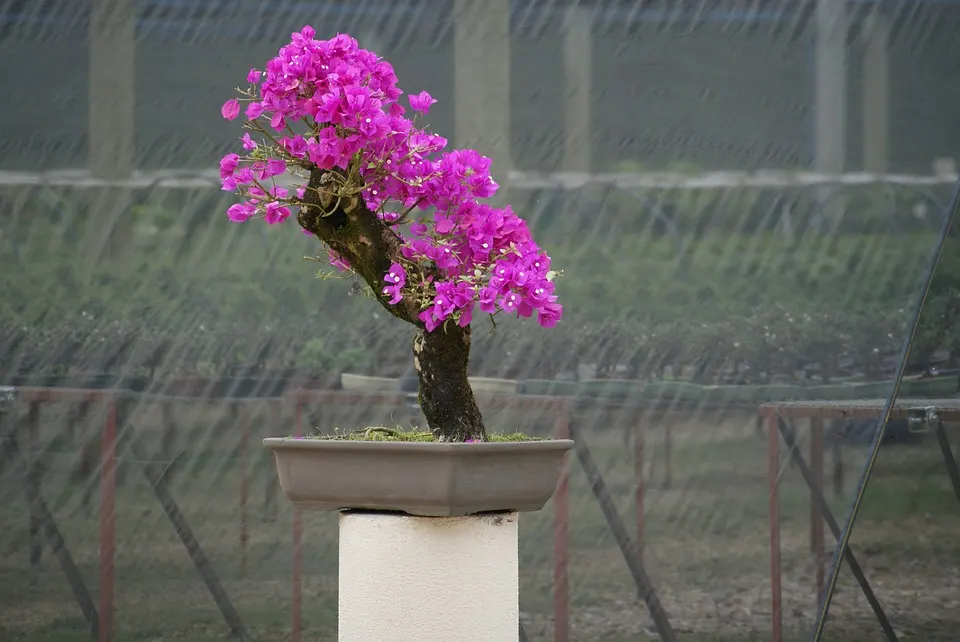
[227,201,255,222]
[245,102,264,120]
[537,300,563,328]
[264,201,290,225]
[328,250,351,271]
[382,263,407,304]
[408,90,437,115]
[219,27,563,332]
[219,153,239,179]
[385,263,406,286]
[282,135,308,158]
[221,99,240,120]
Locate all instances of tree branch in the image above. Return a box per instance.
[296,167,422,326]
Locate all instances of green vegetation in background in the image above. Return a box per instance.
[0,182,955,382]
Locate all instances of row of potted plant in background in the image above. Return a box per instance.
[3,301,958,386]
[3,366,956,403]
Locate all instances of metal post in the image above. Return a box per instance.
[634,417,645,562]
[664,420,673,490]
[768,413,782,642]
[239,409,250,577]
[811,418,825,598]
[292,401,303,642]
[27,401,41,578]
[98,398,118,642]
[552,402,570,642]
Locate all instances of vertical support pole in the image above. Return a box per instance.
[87,0,136,261]
[27,401,41,578]
[238,406,250,578]
[814,0,848,220]
[664,419,673,490]
[114,398,129,487]
[292,401,303,642]
[552,402,570,642]
[634,414,645,562]
[562,5,592,172]
[768,413,782,642]
[810,418,825,599]
[98,398,117,642]
[263,401,280,523]
[933,420,960,507]
[832,436,844,496]
[160,402,176,461]
[454,0,511,197]
[862,8,890,174]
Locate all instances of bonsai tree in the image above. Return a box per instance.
[219,27,562,441]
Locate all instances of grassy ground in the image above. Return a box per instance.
[0,401,958,641]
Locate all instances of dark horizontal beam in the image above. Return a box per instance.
[5,0,960,40]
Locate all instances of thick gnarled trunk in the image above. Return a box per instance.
[413,324,485,442]
[297,167,487,441]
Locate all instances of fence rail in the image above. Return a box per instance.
[1,168,956,190]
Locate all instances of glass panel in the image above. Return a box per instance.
[815,191,959,642]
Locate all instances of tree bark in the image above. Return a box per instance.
[297,168,487,441]
[413,324,485,441]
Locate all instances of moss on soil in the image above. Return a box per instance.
[294,426,539,442]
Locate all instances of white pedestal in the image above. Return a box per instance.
[338,511,519,642]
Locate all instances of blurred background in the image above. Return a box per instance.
[1,1,959,640]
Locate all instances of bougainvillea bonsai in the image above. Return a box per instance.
[220,27,561,442]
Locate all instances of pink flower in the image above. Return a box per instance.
[328,250,351,271]
[227,201,255,222]
[245,102,264,120]
[221,99,240,121]
[219,153,239,179]
[408,90,437,115]
[264,201,290,225]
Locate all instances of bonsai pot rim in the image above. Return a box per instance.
[263,437,573,451]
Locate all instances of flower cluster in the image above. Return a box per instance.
[220,26,561,331]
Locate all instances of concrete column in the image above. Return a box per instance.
[563,6,592,173]
[87,0,136,263]
[814,0,848,217]
[338,511,519,642]
[89,0,135,179]
[454,0,512,193]
[862,10,890,174]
